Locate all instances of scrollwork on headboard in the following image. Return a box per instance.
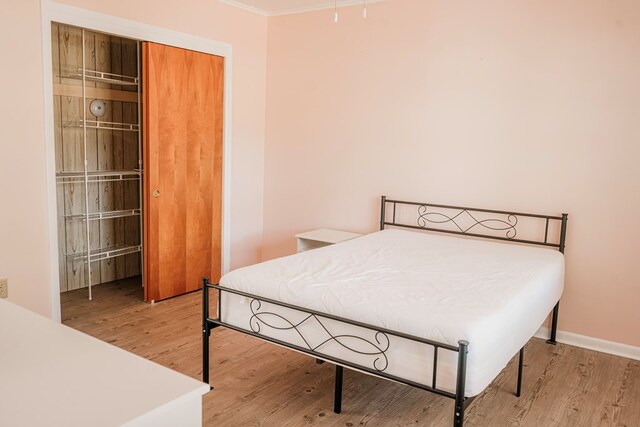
[417,205,519,240]
[380,196,568,252]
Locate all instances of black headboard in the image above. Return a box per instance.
[380,196,568,253]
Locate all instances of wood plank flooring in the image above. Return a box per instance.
[61,279,640,426]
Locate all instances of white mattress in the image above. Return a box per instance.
[219,229,564,397]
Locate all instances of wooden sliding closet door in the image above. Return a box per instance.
[143,42,223,302]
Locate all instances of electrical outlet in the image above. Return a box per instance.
[0,278,8,299]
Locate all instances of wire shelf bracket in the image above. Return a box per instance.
[62,68,139,86]
[64,120,140,132]
[64,209,141,221]
[66,244,142,263]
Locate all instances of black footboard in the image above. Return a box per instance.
[202,278,472,426]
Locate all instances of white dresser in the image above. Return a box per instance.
[0,299,209,427]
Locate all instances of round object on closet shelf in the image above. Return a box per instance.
[90,99,106,118]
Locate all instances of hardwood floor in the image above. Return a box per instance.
[62,279,640,427]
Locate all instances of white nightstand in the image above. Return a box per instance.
[295,229,363,253]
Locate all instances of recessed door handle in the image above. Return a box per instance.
[152,189,160,198]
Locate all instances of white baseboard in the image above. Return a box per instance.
[534,327,640,361]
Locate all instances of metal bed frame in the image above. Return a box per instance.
[202,196,568,426]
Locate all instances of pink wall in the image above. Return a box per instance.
[263,1,640,346]
[0,0,267,317]
[0,0,53,317]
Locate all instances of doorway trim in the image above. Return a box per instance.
[41,0,233,321]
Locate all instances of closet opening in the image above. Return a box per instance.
[51,22,225,322]
[53,23,144,312]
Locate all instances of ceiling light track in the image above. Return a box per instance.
[219,0,385,18]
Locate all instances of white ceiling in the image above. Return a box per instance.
[219,0,387,16]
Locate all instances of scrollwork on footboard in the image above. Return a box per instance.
[249,299,390,372]
[417,205,518,239]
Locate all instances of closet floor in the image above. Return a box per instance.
[61,277,143,326]
[60,280,640,426]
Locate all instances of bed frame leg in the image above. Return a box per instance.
[546,302,559,345]
[380,195,387,230]
[202,277,212,390]
[454,340,468,426]
[334,365,343,414]
[516,347,524,397]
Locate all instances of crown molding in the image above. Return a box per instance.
[218,0,269,16]
[219,0,388,17]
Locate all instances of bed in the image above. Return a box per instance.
[202,197,568,426]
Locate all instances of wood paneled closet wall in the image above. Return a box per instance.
[52,23,223,302]
[52,24,141,296]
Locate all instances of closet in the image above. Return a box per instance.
[52,23,223,304]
